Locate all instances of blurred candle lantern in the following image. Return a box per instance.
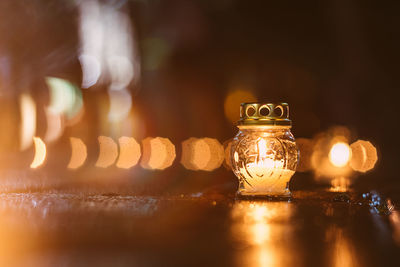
[231,103,299,198]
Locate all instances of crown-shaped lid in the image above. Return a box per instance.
[237,102,291,126]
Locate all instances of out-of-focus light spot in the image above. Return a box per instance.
[141,137,176,170]
[77,0,140,89]
[103,3,139,89]
[329,142,351,167]
[311,127,353,180]
[68,137,87,169]
[95,136,118,168]
[30,137,46,169]
[181,138,224,171]
[350,140,378,173]
[142,37,170,71]
[19,93,36,151]
[108,88,132,122]
[224,89,257,123]
[79,54,101,88]
[78,0,103,88]
[116,136,141,169]
[330,177,350,192]
[44,107,64,143]
[46,77,84,120]
[296,138,313,172]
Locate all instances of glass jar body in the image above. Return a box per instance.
[231,125,298,197]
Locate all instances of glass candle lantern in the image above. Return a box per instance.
[231,103,299,198]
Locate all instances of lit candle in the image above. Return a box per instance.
[231,103,298,198]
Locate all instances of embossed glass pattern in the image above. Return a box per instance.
[231,126,298,197]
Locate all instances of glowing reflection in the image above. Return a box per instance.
[330,177,350,192]
[140,137,176,170]
[224,89,257,123]
[181,138,224,171]
[19,93,36,151]
[46,77,84,121]
[325,226,359,267]
[349,140,378,173]
[95,136,118,168]
[116,136,141,169]
[30,137,46,169]
[44,107,64,143]
[329,142,351,167]
[68,137,87,169]
[231,201,297,267]
[389,210,400,246]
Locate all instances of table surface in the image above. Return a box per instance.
[1,189,399,267]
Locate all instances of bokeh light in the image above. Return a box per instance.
[68,137,87,170]
[329,142,351,168]
[116,136,141,169]
[95,136,118,168]
[141,137,176,170]
[46,77,84,121]
[311,127,353,180]
[181,138,224,171]
[349,140,378,173]
[30,137,46,169]
[19,93,36,151]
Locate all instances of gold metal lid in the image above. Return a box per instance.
[237,102,291,126]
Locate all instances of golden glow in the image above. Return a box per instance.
[140,137,176,170]
[116,136,141,169]
[95,136,118,168]
[181,138,224,171]
[326,226,359,267]
[68,137,87,169]
[329,142,351,167]
[224,89,257,123]
[231,201,296,267]
[350,140,378,173]
[19,94,36,151]
[30,137,46,169]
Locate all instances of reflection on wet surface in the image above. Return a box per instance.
[0,191,400,266]
[231,201,299,267]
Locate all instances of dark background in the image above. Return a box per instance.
[0,0,399,193]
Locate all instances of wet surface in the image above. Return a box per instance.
[1,190,400,266]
